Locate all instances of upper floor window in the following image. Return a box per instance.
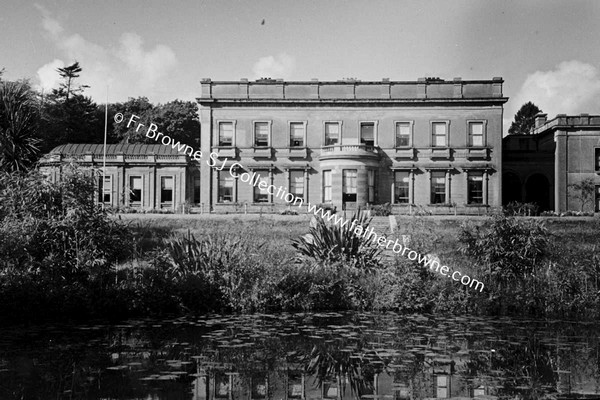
[595,148,600,171]
[324,122,340,146]
[360,122,375,146]
[290,122,305,147]
[396,122,412,147]
[218,122,234,147]
[431,122,448,147]
[468,121,485,147]
[254,122,270,147]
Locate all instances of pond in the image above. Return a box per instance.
[0,313,599,399]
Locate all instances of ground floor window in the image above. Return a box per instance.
[289,170,304,200]
[98,175,112,204]
[323,170,332,202]
[430,172,446,204]
[253,170,270,203]
[342,169,357,203]
[129,176,142,205]
[161,176,174,205]
[218,172,233,203]
[467,172,484,204]
[395,171,410,204]
[596,185,600,212]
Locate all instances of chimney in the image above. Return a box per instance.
[534,113,548,128]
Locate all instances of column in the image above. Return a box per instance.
[409,170,415,204]
[483,170,489,205]
[304,168,309,204]
[390,169,396,203]
[555,131,567,213]
[268,168,274,203]
[446,170,452,203]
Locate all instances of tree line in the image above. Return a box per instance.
[0,62,200,173]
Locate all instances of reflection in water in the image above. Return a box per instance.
[0,313,599,399]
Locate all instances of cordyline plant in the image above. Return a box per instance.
[291,210,382,272]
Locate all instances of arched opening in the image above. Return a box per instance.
[503,172,522,205]
[525,173,550,211]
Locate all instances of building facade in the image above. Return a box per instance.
[503,113,600,213]
[198,77,507,214]
[39,143,201,212]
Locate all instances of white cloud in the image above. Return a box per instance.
[252,53,295,79]
[117,33,177,90]
[36,59,64,93]
[34,6,178,102]
[511,60,600,119]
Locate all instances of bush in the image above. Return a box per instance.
[368,203,392,216]
[503,201,540,216]
[291,210,382,272]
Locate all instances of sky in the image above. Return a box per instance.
[2,0,600,133]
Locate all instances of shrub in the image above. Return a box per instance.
[291,210,382,272]
[368,203,392,216]
[503,201,539,216]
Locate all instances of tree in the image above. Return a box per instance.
[0,80,40,172]
[55,61,88,102]
[508,102,542,135]
[569,178,595,212]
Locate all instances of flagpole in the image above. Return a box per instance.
[102,85,108,209]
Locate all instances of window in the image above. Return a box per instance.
[289,170,305,200]
[468,121,485,147]
[360,123,375,146]
[290,122,305,147]
[396,122,411,147]
[436,376,449,399]
[596,185,600,212]
[395,171,410,204]
[254,122,270,147]
[161,176,174,204]
[430,172,446,204]
[342,169,357,203]
[129,176,142,205]
[219,122,233,147]
[323,170,332,202]
[367,170,377,203]
[218,172,233,203]
[98,175,112,204]
[595,148,600,171]
[432,122,448,147]
[253,170,270,203]
[324,122,340,146]
[193,175,201,204]
[467,172,484,204]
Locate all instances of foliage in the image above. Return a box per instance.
[508,101,543,135]
[568,177,595,212]
[503,201,540,216]
[368,202,392,216]
[0,80,40,171]
[291,211,382,272]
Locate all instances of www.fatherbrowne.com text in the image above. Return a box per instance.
[115,112,484,292]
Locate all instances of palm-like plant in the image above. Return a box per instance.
[0,80,40,172]
[291,210,382,272]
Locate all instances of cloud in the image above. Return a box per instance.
[34,6,178,102]
[252,53,295,79]
[36,59,64,92]
[511,60,600,118]
[117,33,177,90]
